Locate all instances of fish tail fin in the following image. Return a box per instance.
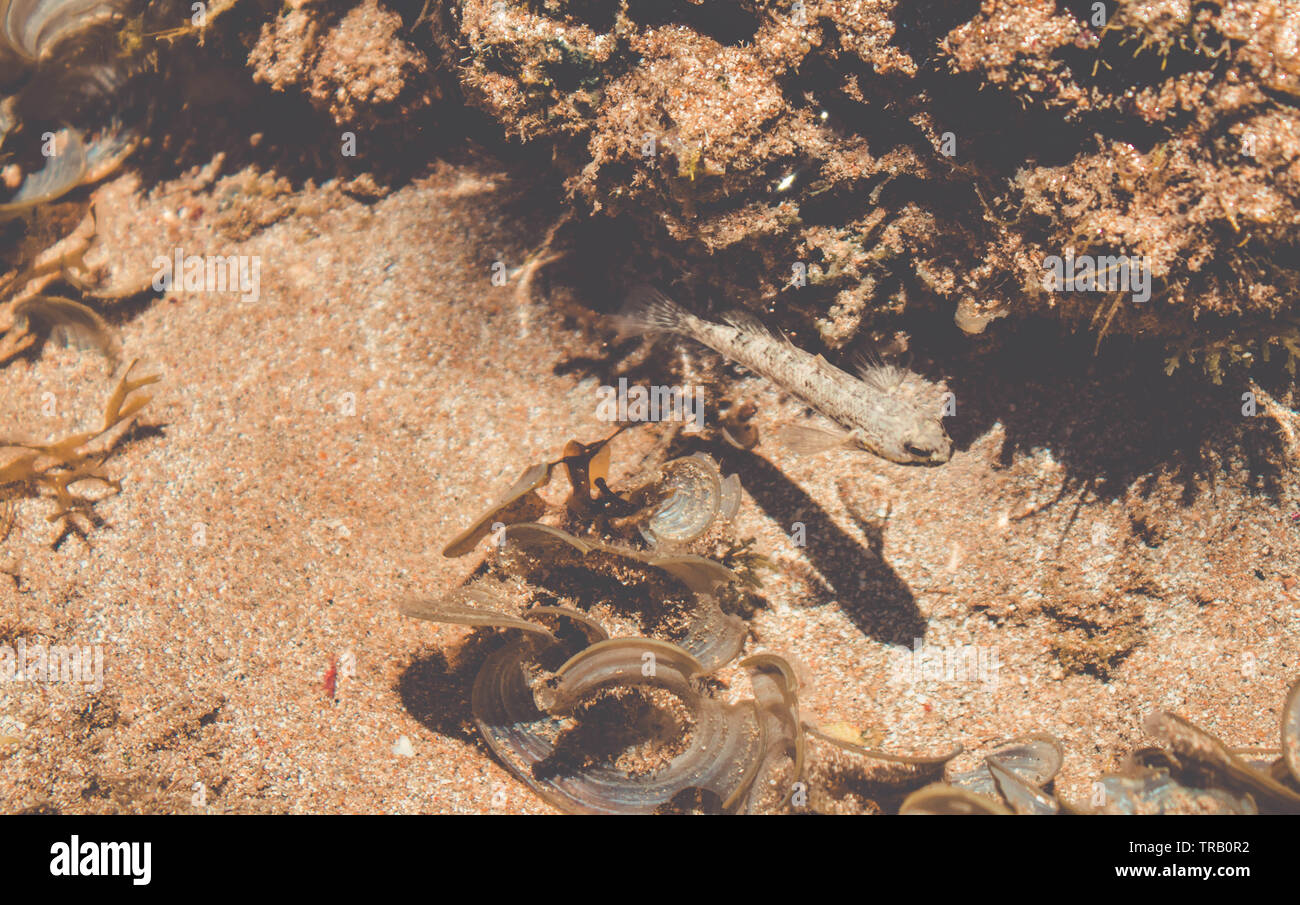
[616,285,692,335]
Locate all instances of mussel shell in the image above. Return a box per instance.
[986,755,1060,814]
[476,637,764,814]
[441,463,553,557]
[739,653,804,813]
[501,524,745,670]
[1283,677,1300,785]
[0,0,131,66]
[398,586,556,643]
[718,472,741,520]
[643,454,724,545]
[900,783,1012,815]
[1145,710,1300,810]
[522,605,609,647]
[0,126,84,212]
[949,733,1064,799]
[1097,769,1257,815]
[673,592,746,671]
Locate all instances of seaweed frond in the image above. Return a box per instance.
[1164,318,1300,383]
[0,359,160,546]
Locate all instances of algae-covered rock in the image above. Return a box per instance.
[227,0,1299,375]
[427,0,1300,371]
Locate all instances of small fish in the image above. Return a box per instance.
[619,287,952,465]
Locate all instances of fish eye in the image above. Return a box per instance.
[904,442,932,459]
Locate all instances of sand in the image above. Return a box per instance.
[0,143,1296,813]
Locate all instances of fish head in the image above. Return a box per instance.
[851,361,953,465]
[901,418,953,465]
[855,415,952,465]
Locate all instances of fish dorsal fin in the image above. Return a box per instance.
[722,308,769,334]
[852,351,908,394]
[852,351,946,403]
[721,307,795,345]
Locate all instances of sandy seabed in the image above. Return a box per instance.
[0,149,1296,814]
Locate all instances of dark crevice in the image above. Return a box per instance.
[624,0,762,46]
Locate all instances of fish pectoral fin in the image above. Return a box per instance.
[771,422,854,455]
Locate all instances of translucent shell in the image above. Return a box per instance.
[1096,770,1257,815]
[948,734,1064,801]
[642,453,740,546]
[0,0,122,62]
[1282,676,1300,785]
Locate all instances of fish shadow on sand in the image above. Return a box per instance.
[713,445,927,646]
